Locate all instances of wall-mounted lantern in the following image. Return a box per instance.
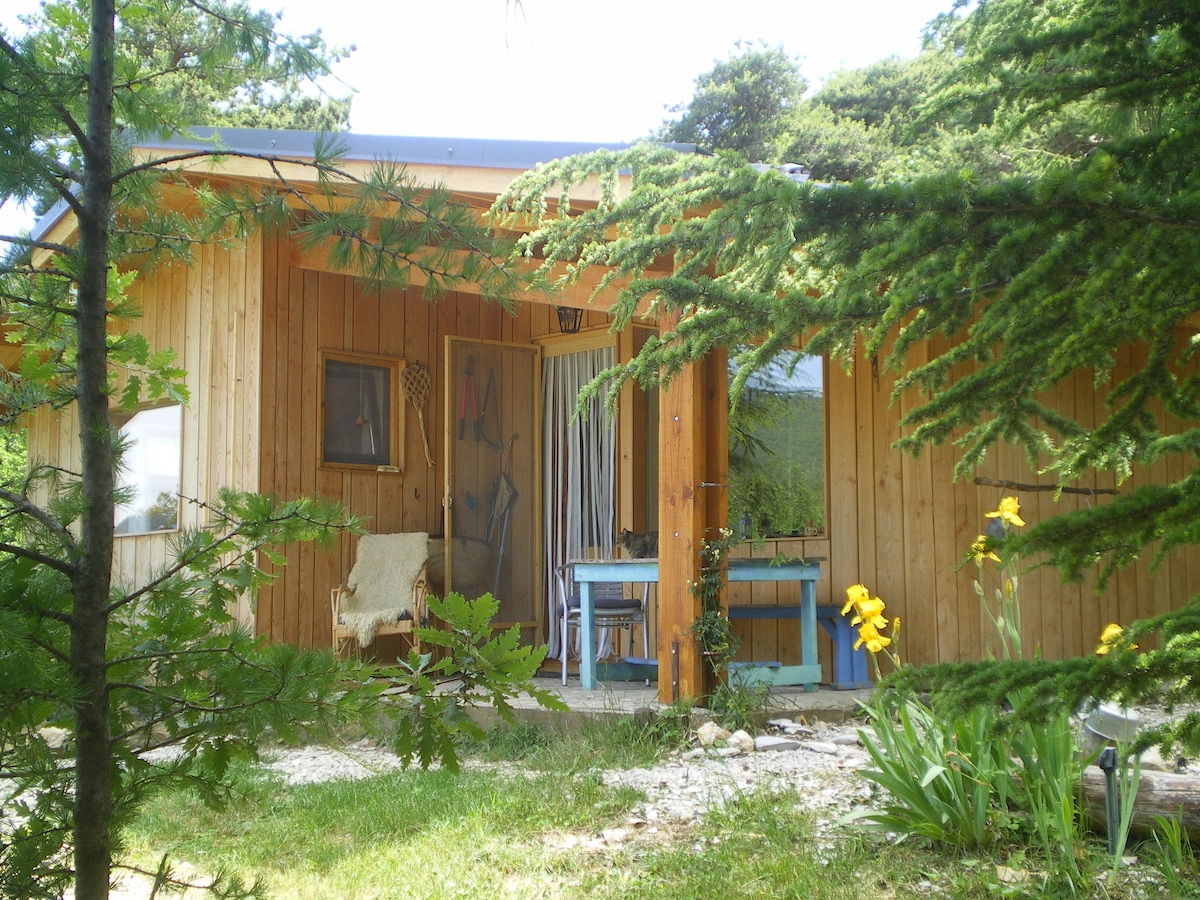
[556,306,583,334]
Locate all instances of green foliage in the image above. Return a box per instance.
[1144,815,1200,898]
[116,1,353,133]
[658,42,805,162]
[460,709,690,772]
[0,486,385,898]
[850,697,1012,848]
[688,529,740,675]
[4,0,351,220]
[119,729,1164,899]
[728,367,825,536]
[123,763,646,898]
[851,691,1090,888]
[707,680,771,733]
[778,100,887,183]
[387,592,567,772]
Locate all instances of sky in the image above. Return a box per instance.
[278,0,957,142]
[0,0,957,234]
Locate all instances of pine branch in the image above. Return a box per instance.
[973,476,1119,496]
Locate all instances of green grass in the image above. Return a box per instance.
[459,707,691,771]
[128,763,643,898]
[121,720,1185,900]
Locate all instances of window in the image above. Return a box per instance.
[321,353,402,469]
[114,404,182,535]
[728,351,826,539]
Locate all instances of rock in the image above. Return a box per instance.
[1139,746,1185,773]
[38,727,70,751]
[801,741,840,755]
[727,730,755,753]
[783,724,815,737]
[754,735,803,752]
[696,721,730,747]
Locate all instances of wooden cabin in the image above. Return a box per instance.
[24,127,1200,703]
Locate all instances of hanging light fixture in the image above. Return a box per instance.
[556,306,583,334]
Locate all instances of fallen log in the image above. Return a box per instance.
[1080,767,1200,841]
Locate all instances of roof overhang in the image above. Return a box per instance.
[31,127,696,241]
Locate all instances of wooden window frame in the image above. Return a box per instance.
[319,350,404,473]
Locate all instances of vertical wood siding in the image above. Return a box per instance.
[24,241,264,615]
[255,240,558,649]
[729,334,1200,679]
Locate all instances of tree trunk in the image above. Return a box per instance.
[72,1,118,898]
[1080,768,1200,841]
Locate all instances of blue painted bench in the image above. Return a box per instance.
[727,603,871,690]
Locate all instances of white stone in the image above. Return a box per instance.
[696,721,730,747]
[754,735,803,752]
[801,740,840,755]
[38,727,70,751]
[727,730,755,753]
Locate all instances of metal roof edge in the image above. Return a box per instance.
[132,126,696,170]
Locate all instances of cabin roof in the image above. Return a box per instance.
[31,128,696,240]
[141,127,650,170]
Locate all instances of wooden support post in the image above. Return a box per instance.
[656,343,727,704]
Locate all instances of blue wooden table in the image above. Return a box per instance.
[569,557,822,691]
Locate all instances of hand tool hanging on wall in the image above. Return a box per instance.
[457,355,477,440]
[487,433,520,598]
[477,368,502,451]
[401,363,435,467]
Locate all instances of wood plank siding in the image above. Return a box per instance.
[254,233,566,651]
[726,332,1200,679]
[25,242,264,617]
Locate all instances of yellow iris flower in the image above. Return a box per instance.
[1096,623,1137,655]
[851,596,888,631]
[854,621,892,654]
[985,496,1026,528]
[841,583,870,617]
[970,534,1001,563]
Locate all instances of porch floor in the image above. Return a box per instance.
[471,672,874,727]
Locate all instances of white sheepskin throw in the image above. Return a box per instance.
[340,532,429,646]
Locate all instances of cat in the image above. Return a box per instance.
[616,528,658,559]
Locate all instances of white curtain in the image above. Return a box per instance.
[542,346,615,660]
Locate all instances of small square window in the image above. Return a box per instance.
[321,353,402,469]
[114,404,182,535]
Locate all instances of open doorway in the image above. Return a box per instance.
[541,340,615,660]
